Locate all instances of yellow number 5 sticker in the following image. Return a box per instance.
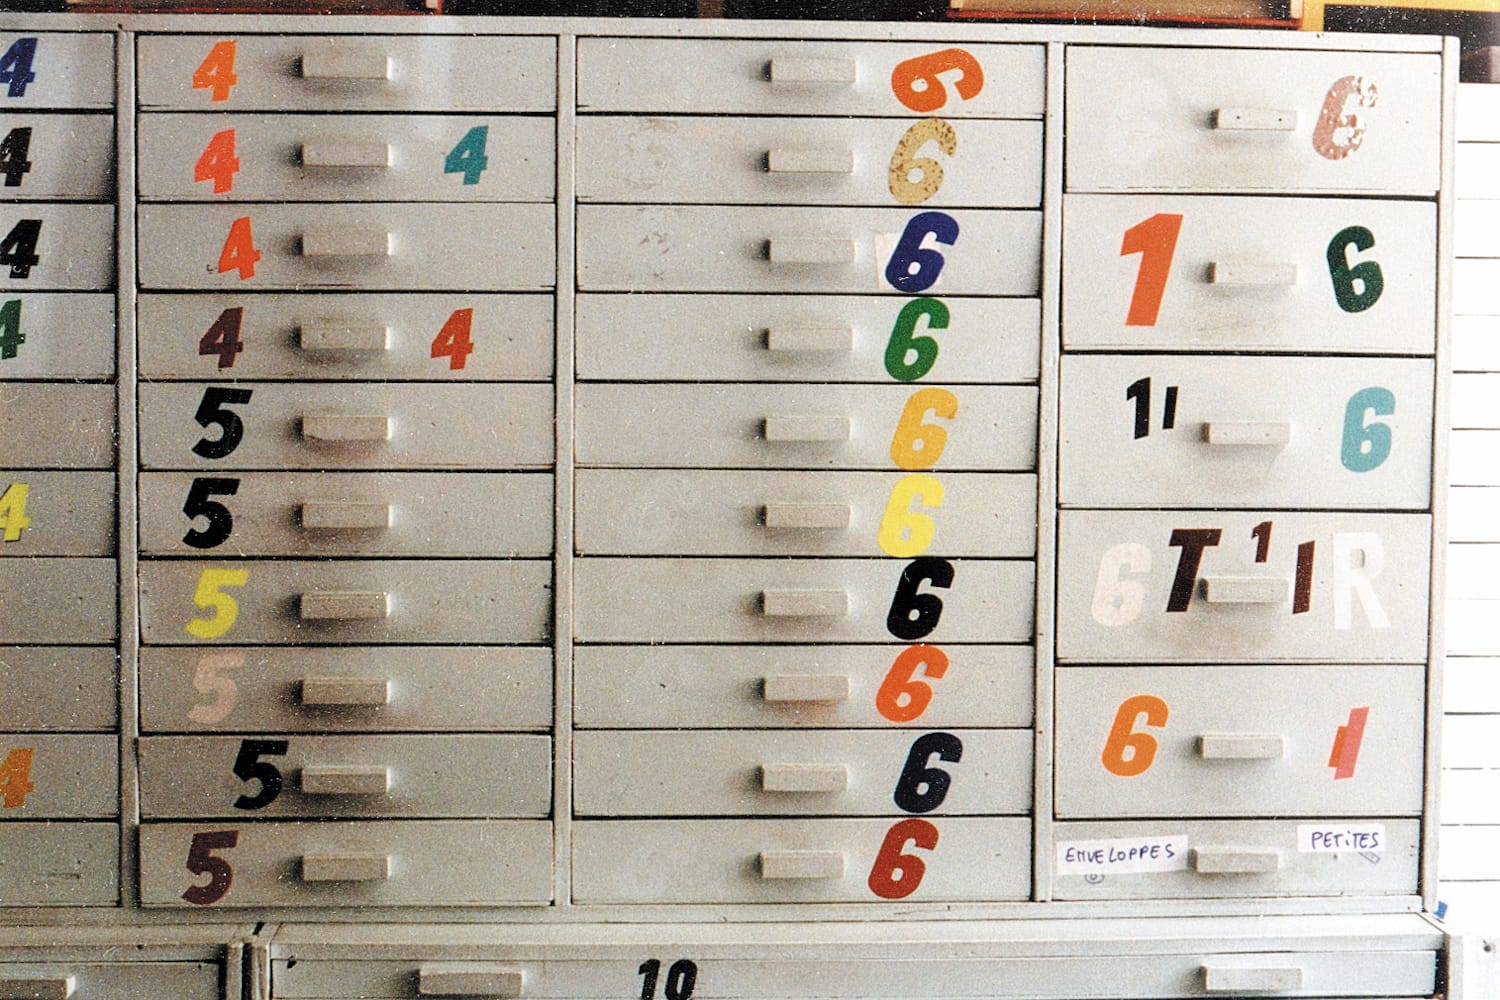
[185,567,249,639]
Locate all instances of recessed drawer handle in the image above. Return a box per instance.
[762,674,851,703]
[762,502,851,530]
[760,762,849,793]
[1207,261,1299,286]
[759,849,846,880]
[302,229,391,258]
[298,320,390,353]
[301,764,391,796]
[300,852,391,882]
[301,46,392,81]
[301,501,392,532]
[763,416,851,443]
[768,237,856,265]
[1203,420,1292,447]
[1198,733,1285,760]
[765,325,854,352]
[301,414,392,443]
[1212,107,1297,131]
[417,964,524,998]
[761,588,849,618]
[300,676,391,707]
[301,141,391,170]
[0,976,75,1000]
[1202,965,1303,993]
[1201,576,1288,605]
[1192,847,1282,874]
[768,55,856,85]
[767,147,855,174]
[299,591,390,621]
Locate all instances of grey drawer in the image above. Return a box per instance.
[0,960,219,999]
[139,734,550,818]
[0,822,117,906]
[139,471,552,557]
[0,647,115,730]
[0,558,114,643]
[0,294,113,378]
[0,383,113,469]
[138,293,552,381]
[138,383,553,471]
[0,734,116,817]
[0,204,112,290]
[139,819,552,907]
[0,33,113,109]
[0,471,112,555]
[138,203,554,291]
[577,205,1040,295]
[139,645,551,734]
[138,558,551,645]
[0,113,111,199]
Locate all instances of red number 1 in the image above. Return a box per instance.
[1120,212,1183,327]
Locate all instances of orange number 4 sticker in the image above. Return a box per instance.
[192,40,239,103]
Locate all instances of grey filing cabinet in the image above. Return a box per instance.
[0,15,1459,1000]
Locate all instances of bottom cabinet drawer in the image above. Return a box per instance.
[0,822,117,906]
[139,820,552,907]
[0,962,221,1000]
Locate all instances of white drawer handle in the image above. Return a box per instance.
[299,591,390,621]
[763,416,851,443]
[765,325,854,353]
[768,237,856,265]
[300,852,391,882]
[0,976,75,1000]
[301,141,391,170]
[767,147,855,174]
[768,56,856,85]
[1201,576,1288,605]
[301,764,390,796]
[301,228,391,258]
[761,588,849,618]
[761,762,849,793]
[1198,733,1285,760]
[299,676,391,707]
[301,414,392,443]
[417,964,524,998]
[1202,965,1303,992]
[298,320,389,353]
[1207,261,1299,287]
[759,849,846,880]
[1212,107,1297,131]
[1203,420,1292,447]
[762,674,851,703]
[1192,847,1282,874]
[762,502,851,530]
[301,501,392,532]
[301,46,391,81]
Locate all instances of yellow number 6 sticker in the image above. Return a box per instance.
[185,567,249,639]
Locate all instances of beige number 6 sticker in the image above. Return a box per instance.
[1313,75,1378,161]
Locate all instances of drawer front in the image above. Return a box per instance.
[575,644,1032,729]
[1066,47,1441,195]
[137,34,556,112]
[0,647,116,731]
[0,962,219,999]
[575,385,1037,471]
[139,114,553,203]
[0,204,113,290]
[0,558,115,643]
[575,558,1033,644]
[577,205,1040,295]
[139,819,553,907]
[1052,818,1419,899]
[0,113,111,199]
[138,559,551,645]
[1054,664,1424,818]
[138,383,553,471]
[0,471,112,555]
[139,471,552,557]
[575,729,1031,817]
[0,384,114,469]
[577,39,1044,118]
[577,117,1041,207]
[1061,195,1436,354]
[140,646,551,734]
[1056,510,1431,662]
[139,734,550,818]
[576,469,1036,557]
[138,293,552,382]
[138,204,554,291]
[1058,356,1434,509]
[0,294,113,379]
[0,822,117,906]
[572,818,1029,903]
[576,294,1039,384]
[0,34,113,109]
[0,734,116,817]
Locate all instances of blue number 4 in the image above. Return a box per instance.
[0,39,37,99]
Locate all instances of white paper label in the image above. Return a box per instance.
[1298,823,1386,853]
[1056,835,1190,875]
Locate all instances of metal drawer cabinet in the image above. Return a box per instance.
[0,383,114,468]
[0,32,113,109]
[0,204,112,290]
[0,293,113,378]
[0,823,117,905]
[0,647,115,731]
[1065,46,1441,195]
[0,558,115,643]
[0,470,112,555]
[0,113,112,200]
[139,819,553,907]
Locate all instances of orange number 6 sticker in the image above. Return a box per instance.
[890,49,983,114]
[1101,694,1169,777]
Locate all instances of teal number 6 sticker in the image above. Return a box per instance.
[1341,386,1394,472]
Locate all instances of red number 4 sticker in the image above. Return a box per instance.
[431,308,475,370]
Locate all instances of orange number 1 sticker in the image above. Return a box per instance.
[1120,213,1183,328]
[1329,706,1369,780]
